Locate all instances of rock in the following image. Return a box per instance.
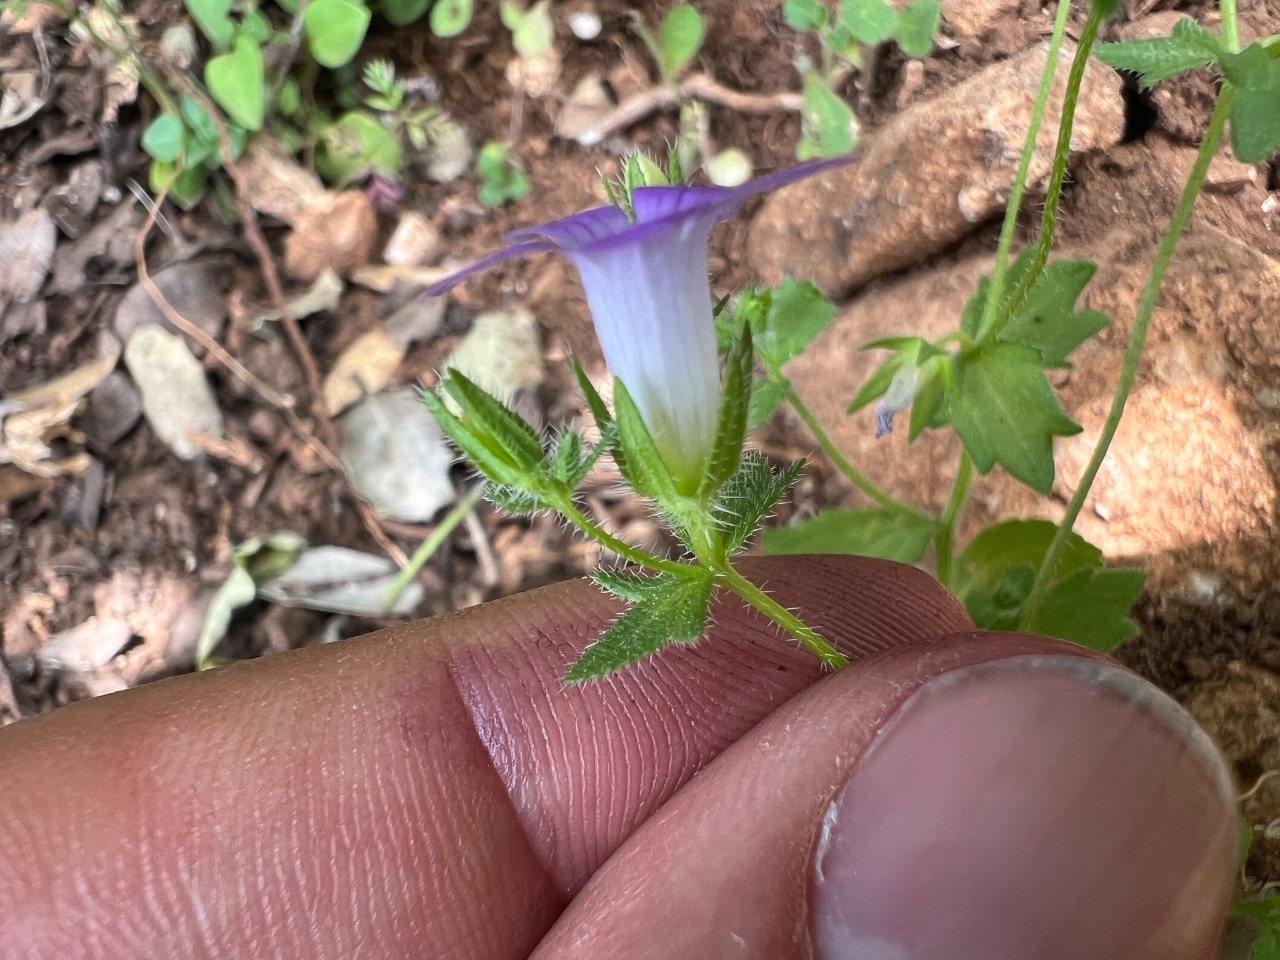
[783,220,1278,596]
[747,41,1125,296]
[123,325,224,460]
[383,295,446,348]
[322,327,405,415]
[444,307,544,400]
[43,160,105,238]
[556,74,615,142]
[1204,153,1258,194]
[0,207,56,305]
[942,0,1021,39]
[283,190,378,282]
[238,138,326,225]
[38,616,132,673]
[383,211,441,267]
[425,119,473,184]
[113,260,227,356]
[340,388,455,523]
[80,370,142,447]
[566,1,601,40]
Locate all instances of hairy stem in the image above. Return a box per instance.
[974,0,1073,341]
[555,499,699,578]
[1020,87,1235,628]
[717,565,849,670]
[991,2,1106,338]
[781,380,933,522]
[934,452,975,589]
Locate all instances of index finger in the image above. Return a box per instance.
[0,556,971,959]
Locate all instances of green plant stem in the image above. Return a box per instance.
[990,2,1105,338]
[1221,0,1240,52]
[555,498,698,578]
[384,483,488,606]
[780,380,933,522]
[717,564,849,670]
[1019,86,1235,630]
[974,0,1073,341]
[933,452,974,589]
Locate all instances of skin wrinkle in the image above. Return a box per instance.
[449,558,973,895]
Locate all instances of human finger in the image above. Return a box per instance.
[0,555,970,959]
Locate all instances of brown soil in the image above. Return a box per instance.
[1,0,1278,884]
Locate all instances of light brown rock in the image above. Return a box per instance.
[283,190,378,282]
[748,40,1125,297]
[942,0,1022,39]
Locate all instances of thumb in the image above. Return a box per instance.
[533,636,1238,960]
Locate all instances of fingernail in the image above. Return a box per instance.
[812,655,1238,960]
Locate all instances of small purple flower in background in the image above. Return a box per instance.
[425,157,850,484]
[874,363,922,439]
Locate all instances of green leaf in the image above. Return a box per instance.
[660,4,705,79]
[764,507,936,564]
[783,0,826,31]
[713,454,803,552]
[1094,17,1223,89]
[424,373,548,492]
[566,572,714,682]
[429,0,473,36]
[1251,925,1280,960]
[1221,43,1280,163]
[753,278,837,370]
[1027,567,1147,652]
[1002,259,1110,367]
[241,10,271,42]
[906,355,950,440]
[699,325,753,498]
[948,342,1080,493]
[180,95,218,145]
[500,0,554,59]
[379,0,431,25]
[304,0,372,68]
[314,110,404,184]
[184,0,235,50]
[441,371,545,469]
[839,0,895,45]
[1234,895,1280,925]
[746,376,785,429]
[798,69,857,160]
[593,569,659,603]
[151,159,209,209]
[141,114,186,163]
[613,379,681,505]
[893,0,941,58]
[205,36,265,131]
[571,358,614,433]
[955,519,1102,598]
[487,485,552,515]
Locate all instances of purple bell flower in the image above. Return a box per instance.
[425,157,851,484]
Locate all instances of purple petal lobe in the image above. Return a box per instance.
[506,203,632,253]
[422,238,555,298]
[874,403,895,439]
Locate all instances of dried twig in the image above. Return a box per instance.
[575,73,804,146]
[136,170,406,567]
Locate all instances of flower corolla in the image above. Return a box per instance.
[425,157,850,483]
